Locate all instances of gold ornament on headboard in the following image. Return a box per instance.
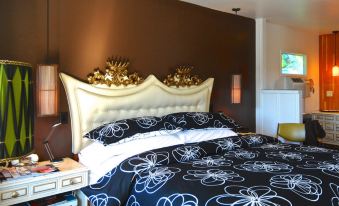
[87,57,143,86]
[163,66,203,87]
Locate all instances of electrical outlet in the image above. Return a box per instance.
[326,91,334,97]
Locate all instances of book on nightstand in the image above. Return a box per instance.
[0,164,59,182]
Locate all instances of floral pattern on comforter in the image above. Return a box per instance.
[81,134,339,206]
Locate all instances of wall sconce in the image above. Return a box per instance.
[333,31,339,76]
[36,64,59,116]
[333,66,339,77]
[231,74,241,104]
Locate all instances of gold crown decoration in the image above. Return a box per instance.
[87,57,143,86]
[163,66,203,87]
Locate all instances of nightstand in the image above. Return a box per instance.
[0,158,89,206]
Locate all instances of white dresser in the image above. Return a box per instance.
[312,112,339,146]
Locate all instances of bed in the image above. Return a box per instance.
[60,59,339,206]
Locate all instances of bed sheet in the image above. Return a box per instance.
[79,134,185,185]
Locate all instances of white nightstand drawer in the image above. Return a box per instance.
[32,179,57,194]
[61,175,83,188]
[1,187,27,201]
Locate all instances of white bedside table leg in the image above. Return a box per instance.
[76,190,88,206]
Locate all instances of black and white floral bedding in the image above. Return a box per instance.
[81,134,339,206]
[84,112,241,145]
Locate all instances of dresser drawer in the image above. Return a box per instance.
[325,115,335,121]
[318,121,324,127]
[325,122,335,131]
[0,186,28,201]
[314,114,324,120]
[32,179,57,194]
[61,175,83,188]
[326,133,335,140]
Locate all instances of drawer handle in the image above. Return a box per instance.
[11,191,19,198]
[70,179,78,185]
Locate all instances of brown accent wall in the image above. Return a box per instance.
[0,0,255,160]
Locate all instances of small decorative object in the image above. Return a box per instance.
[87,57,144,86]
[232,8,241,15]
[0,60,34,162]
[27,153,39,163]
[10,159,20,166]
[163,66,203,87]
[231,74,241,104]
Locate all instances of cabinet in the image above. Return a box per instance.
[319,33,339,111]
[258,90,303,136]
[313,112,339,146]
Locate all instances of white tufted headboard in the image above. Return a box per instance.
[60,73,214,154]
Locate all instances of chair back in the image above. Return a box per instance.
[277,123,305,142]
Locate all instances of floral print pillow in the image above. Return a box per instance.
[84,116,181,145]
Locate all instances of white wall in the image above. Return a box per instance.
[264,22,319,113]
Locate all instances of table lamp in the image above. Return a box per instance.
[0,60,34,165]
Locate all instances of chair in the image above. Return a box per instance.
[276,123,305,145]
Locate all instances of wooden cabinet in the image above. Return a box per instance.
[319,34,339,111]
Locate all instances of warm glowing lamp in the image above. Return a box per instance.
[333,31,339,77]
[36,64,59,116]
[333,65,339,77]
[231,74,241,104]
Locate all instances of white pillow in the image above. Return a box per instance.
[175,128,238,144]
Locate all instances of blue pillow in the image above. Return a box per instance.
[84,116,181,145]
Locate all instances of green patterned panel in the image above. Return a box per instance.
[0,60,34,160]
[13,68,22,127]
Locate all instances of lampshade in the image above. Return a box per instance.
[0,60,34,161]
[231,74,241,104]
[36,64,59,116]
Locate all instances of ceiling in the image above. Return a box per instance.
[181,0,339,34]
